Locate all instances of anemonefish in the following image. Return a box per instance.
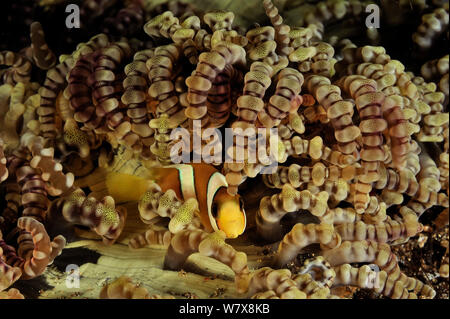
[104,163,246,238]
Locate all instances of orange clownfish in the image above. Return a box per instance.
[105,163,246,238]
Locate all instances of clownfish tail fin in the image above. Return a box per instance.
[75,166,166,204]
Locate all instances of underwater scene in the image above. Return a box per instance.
[0,0,449,300]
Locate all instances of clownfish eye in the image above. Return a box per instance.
[211,202,218,218]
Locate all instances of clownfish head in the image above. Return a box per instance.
[211,190,246,239]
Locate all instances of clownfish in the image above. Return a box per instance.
[104,163,246,238]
